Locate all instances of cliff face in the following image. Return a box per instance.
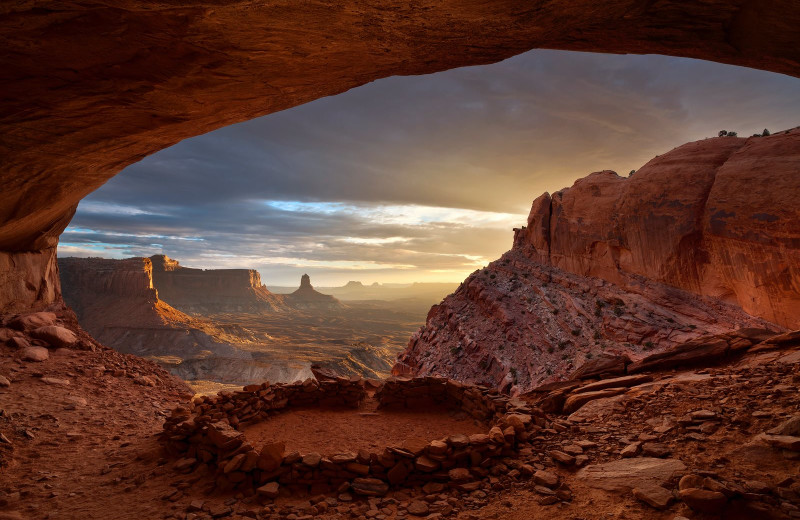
[517,129,800,329]
[395,130,799,392]
[149,255,287,314]
[58,257,253,361]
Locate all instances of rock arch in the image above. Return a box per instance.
[1,0,800,312]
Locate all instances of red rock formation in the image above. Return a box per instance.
[286,274,342,311]
[516,129,800,329]
[58,256,253,360]
[2,1,800,313]
[395,131,799,392]
[149,255,286,314]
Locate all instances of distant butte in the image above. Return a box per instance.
[287,274,342,310]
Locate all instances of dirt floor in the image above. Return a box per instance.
[242,399,487,454]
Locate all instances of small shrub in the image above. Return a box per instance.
[613,306,623,317]
[551,309,559,315]
[586,352,594,359]
[558,340,570,350]
[547,346,555,354]
[450,346,462,355]
[571,329,581,336]
[593,330,602,341]
[561,354,570,361]
[489,273,496,279]
[644,341,654,349]
[666,317,674,323]
[763,128,771,136]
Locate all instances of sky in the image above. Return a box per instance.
[59,50,800,286]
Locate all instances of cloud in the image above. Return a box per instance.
[61,50,800,285]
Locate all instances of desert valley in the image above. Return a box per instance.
[58,253,455,393]
[2,3,800,520]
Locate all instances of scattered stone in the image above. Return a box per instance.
[448,468,472,482]
[641,442,671,458]
[763,434,800,451]
[548,450,576,466]
[41,377,70,386]
[679,488,727,514]
[533,470,559,488]
[8,312,57,331]
[621,443,641,458]
[302,452,321,467]
[21,346,49,362]
[257,482,280,499]
[351,478,389,497]
[633,484,674,509]
[0,375,10,387]
[576,458,686,492]
[768,415,800,436]
[31,326,77,348]
[406,500,429,516]
[679,474,705,491]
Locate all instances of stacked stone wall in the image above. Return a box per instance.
[160,376,545,496]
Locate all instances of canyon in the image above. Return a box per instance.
[395,129,800,392]
[58,255,447,392]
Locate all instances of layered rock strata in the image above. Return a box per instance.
[395,131,799,391]
[150,255,287,314]
[58,256,252,361]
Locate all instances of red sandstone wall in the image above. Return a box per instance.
[518,130,800,329]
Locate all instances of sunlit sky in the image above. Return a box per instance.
[59,50,800,286]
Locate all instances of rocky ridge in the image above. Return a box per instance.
[395,131,799,392]
[150,255,288,314]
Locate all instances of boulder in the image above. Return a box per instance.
[679,488,728,514]
[8,312,57,331]
[576,457,686,492]
[351,478,389,497]
[633,484,674,509]
[563,388,628,414]
[21,346,49,362]
[30,326,77,348]
[256,482,280,499]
